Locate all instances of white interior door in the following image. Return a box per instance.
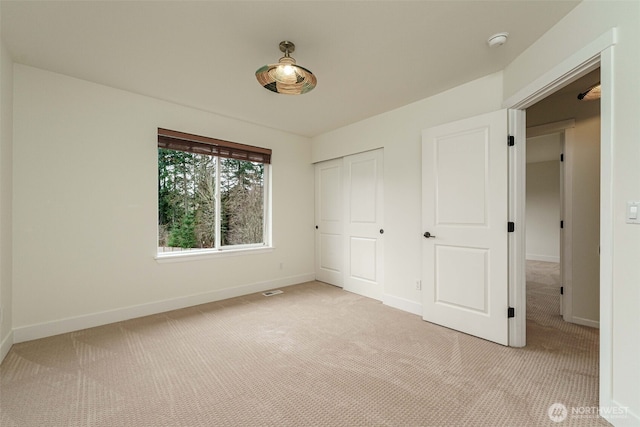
[314,159,343,287]
[422,110,509,345]
[344,149,384,300]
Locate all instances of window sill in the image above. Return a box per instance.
[155,246,274,263]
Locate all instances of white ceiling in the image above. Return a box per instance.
[1,1,580,137]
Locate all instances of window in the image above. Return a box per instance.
[157,128,271,256]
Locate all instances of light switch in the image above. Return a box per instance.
[627,201,640,224]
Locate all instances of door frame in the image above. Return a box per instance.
[504,28,616,411]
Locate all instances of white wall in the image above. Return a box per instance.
[504,0,640,422]
[312,72,504,313]
[525,159,560,262]
[0,4,14,361]
[526,132,562,164]
[12,65,314,341]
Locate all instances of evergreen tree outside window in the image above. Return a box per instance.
[157,128,271,255]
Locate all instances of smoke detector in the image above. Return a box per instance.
[487,32,509,48]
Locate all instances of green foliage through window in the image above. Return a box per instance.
[158,148,266,252]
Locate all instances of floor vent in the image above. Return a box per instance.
[262,290,283,297]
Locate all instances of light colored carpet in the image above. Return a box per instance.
[1,262,609,426]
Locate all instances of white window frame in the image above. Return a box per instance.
[155,129,273,261]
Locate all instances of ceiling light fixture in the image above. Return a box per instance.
[487,32,509,48]
[577,83,601,101]
[255,41,317,95]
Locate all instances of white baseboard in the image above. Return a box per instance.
[602,399,640,427]
[12,273,315,344]
[1,330,13,363]
[526,254,560,263]
[569,316,599,329]
[383,293,422,316]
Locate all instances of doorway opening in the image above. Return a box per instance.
[524,128,564,326]
[525,68,601,330]
[506,28,615,411]
[519,68,602,412]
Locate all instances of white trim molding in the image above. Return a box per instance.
[383,293,422,317]
[508,108,527,348]
[570,316,600,329]
[0,330,13,363]
[12,273,315,343]
[597,38,615,423]
[609,401,640,427]
[156,246,274,263]
[526,254,560,263]
[526,119,575,138]
[503,29,617,110]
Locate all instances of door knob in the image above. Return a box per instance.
[423,231,436,238]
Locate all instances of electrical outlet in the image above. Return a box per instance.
[416,280,422,291]
[279,262,284,270]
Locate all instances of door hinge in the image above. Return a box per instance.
[560,220,564,229]
[560,153,564,162]
[508,135,515,146]
[508,222,515,232]
[560,286,564,295]
[508,307,515,318]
